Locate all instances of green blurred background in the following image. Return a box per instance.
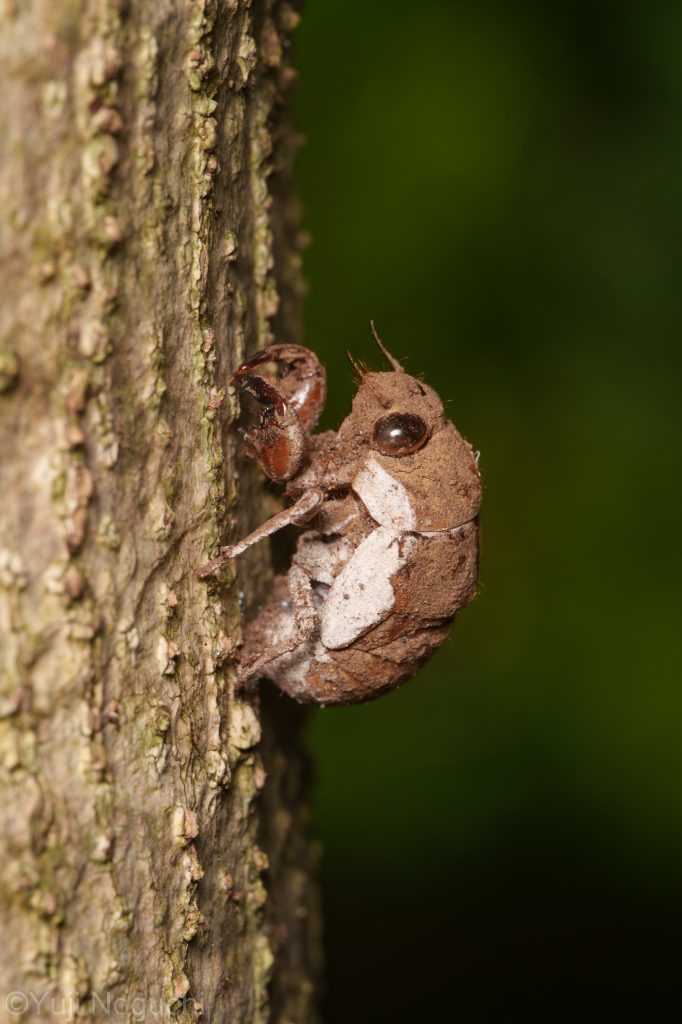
[292,0,681,1017]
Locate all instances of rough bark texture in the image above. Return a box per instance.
[0,1,319,1021]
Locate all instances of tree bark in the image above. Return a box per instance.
[0,1,319,1021]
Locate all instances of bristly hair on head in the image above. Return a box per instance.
[346,350,370,387]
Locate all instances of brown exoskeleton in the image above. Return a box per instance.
[199,327,481,705]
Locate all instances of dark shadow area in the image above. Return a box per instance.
[321,859,682,1020]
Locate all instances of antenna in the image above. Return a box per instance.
[370,320,404,372]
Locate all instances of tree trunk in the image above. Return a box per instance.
[0,1,319,1021]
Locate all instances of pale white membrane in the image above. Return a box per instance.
[352,457,417,531]
[274,459,420,675]
[295,534,354,586]
[320,526,416,650]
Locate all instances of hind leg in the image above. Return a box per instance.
[238,564,317,687]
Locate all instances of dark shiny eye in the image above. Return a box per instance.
[372,413,429,457]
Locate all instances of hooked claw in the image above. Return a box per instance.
[236,373,289,417]
[231,344,326,482]
[232,344,326,431]
[233,369,306,483]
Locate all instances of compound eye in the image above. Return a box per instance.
[372,413,429,457]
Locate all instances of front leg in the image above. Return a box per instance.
[197,487,324,578]
[231,344,326,482]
